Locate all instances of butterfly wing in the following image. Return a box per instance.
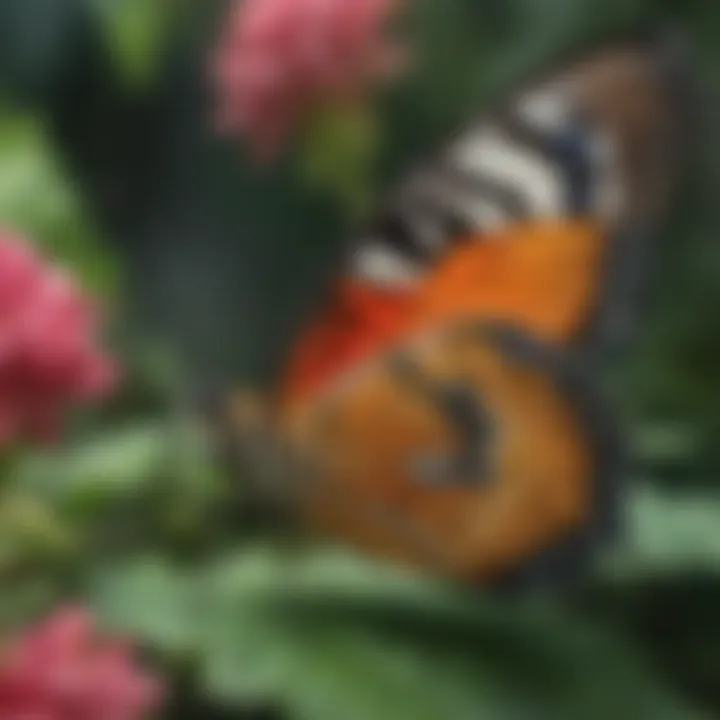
[281,33,686,406]
[282,320,621,583]
[224,33,687,585]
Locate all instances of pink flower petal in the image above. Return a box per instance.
[0,231,117,448]
[211,0,408,160]
[0,607,163,720]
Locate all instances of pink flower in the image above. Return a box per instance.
[212,0,407,160]
[0,607,163,720]
[0,231,116,445]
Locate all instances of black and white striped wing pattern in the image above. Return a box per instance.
[349,79,621,288]
[348,26,692,294]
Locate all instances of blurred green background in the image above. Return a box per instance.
[1,0,720,718]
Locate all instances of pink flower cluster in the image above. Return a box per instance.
[0,232,115,444]
[0,607,163,719]
[213,0,406,160]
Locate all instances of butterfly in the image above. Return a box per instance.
[218,31,689,587]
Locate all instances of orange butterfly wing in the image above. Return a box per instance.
[285,322,598,581]
[272,220,610,582]
[224,35,684,585]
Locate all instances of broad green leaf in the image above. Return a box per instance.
[197,548,696,720]
[87,548,698,720]
[90,555,197,655]
[12,416,224,535]
[13,423,170,512]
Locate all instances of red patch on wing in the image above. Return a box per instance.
[281,280,420,403]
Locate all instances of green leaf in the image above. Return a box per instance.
[87,547,698,720]
[605,484,720,578]
[583,487,720,717]
[197,548,696,720]
[13,423,170,513]
[90,555,197,656]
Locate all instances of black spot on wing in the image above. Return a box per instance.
[439,213,476,242]
[370,213,435,265]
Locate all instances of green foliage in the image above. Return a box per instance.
[91,0,173,89]
[0,111,117,297]
[89,546,704,720]
[299,104,381,221]
[0,0,719,718]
